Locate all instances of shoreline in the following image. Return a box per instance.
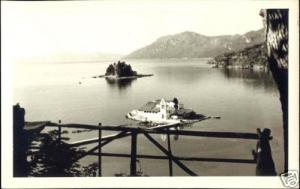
[92,74,154,80]
[211,64,269,71]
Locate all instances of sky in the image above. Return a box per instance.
[2,0,265,59]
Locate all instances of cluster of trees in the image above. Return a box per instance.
[105,61,137,77]
[13,104,100,177]
[27,130,83,177]
[19,129,101,177]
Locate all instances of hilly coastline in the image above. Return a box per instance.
[126,28,265,59]
[207,43,267,69]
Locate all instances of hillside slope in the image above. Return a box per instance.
[207,43,267,69]
[126,28,265,59]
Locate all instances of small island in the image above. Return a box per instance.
[93,61,153,79]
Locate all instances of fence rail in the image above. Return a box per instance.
[41,121,276,176]
[14,104,277,177]
[46,122,271,139]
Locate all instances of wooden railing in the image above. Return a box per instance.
[14,104,277,177]
[42,121,276,176]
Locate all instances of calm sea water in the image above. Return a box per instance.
[13,58,283,176]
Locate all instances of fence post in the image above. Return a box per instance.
[167,128,173,176]
[130,130,137,176]
[255,128,276,176]
[98,123,102,177]
[58,120,62,145]
[13,104,28,177]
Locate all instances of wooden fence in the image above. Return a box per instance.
[14,104,277,176]
[41,121,276,176]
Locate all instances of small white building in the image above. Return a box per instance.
[127,98,184,123]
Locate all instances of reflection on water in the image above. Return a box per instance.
[160,133,179,141]
[153,66,206,85]
[222,68,277,92]
[160,134,167,141]
[105,77,137,89]
[159,126,183,142]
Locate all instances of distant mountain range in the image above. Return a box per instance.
[18,51,125,63]
[126,28,265,59]
[48,52,124,62]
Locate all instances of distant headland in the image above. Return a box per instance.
[207,43,268,70]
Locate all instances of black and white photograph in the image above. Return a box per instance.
[1,0,299,188]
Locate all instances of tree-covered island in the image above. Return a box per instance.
[93,61,153,79]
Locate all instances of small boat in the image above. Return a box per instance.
[126,98,208,126]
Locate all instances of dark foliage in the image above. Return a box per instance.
[210,43,268,68]
[27,130,84,177]
[105,64,116,75]
[105,61,137,77]
[13,104,102,177]
[173,98,179,110]
[81,162,99,177]
[182,111,200,119]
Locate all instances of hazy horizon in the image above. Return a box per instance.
[3,0,265,61]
